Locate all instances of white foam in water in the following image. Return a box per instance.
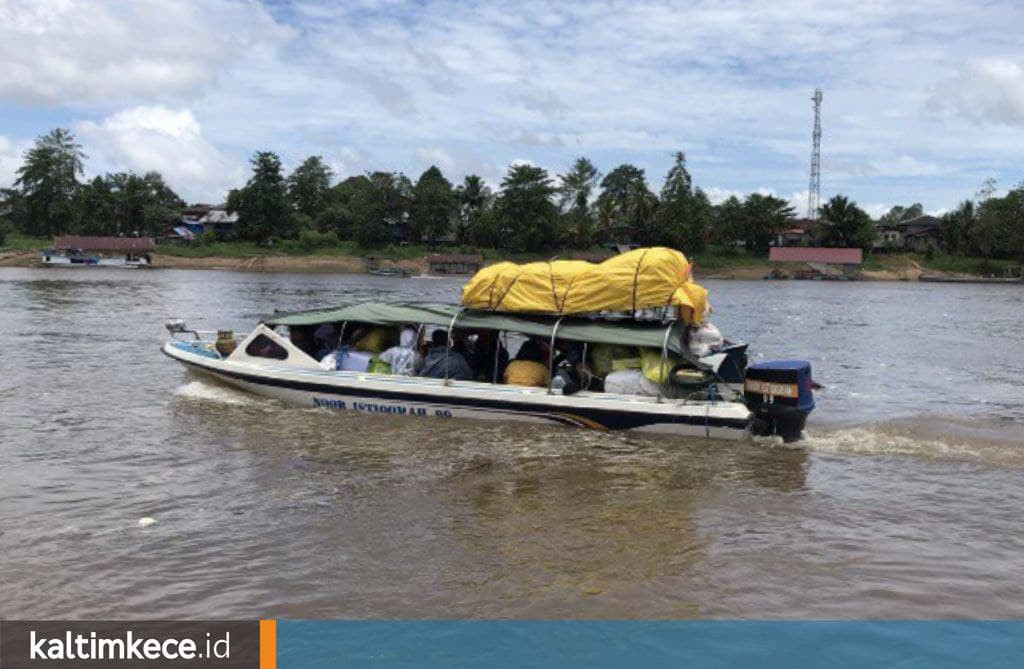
[173,380,255,406]
[799,418,1024,466]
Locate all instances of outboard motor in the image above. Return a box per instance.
[744,360,815,442]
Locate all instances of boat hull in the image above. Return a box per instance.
[163,342,751,440]
[42,256,149,267]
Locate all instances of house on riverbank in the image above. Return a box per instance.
[876,215,942,252]
[173,205,238,240]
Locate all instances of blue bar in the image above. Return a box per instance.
[278,621,1023,669]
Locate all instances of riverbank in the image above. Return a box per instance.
[1,236,1018,282]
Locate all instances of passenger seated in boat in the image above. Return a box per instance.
[378,326,421,376]
[419,329,474,381]
[469,330,508,382]
[289,326,318,358]
[313,323,338,360]
[503,339,549,387]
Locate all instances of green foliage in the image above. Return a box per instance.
[0,220,9,247]
[454,174,490,245]
[297,228,340,251]
[337,172,412,248]
[465,206,502,248]
[973,184,1024,262]
[5,128,180,239]
[740,193,796,253]
[314,205,353,236]
[818,195,876,250]
[228,151,291,244]
[198,228,217,246]
[558,157,601,248]
[80,171,183,237]
[651,152,712,253]
[287,155,333,219]
[2,127,1014,270]
[409,165,455,243]
[13,128,85,236]
[597,164,654,243]
[877,202,924,226]
[919,252,1018,276]
[940,200,976,256]
[493,164,559,252]
[709,195,745,247]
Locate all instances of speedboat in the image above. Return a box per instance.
[162,248,815,441]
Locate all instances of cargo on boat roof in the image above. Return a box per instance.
[460,247,708,325]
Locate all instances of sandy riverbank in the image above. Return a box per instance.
[0,248,997,282]
[0,251,425,275]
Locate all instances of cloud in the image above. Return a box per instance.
[0,135,31,188]
[0,0,290,105]
[3,0,1024,213]
[327,146,370,180]
[76,106,244,202]
[514,88,569,120]
[511,130,564,148]
[930,58,1024,125]
[415,147,456,174]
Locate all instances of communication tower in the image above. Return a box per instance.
[807,88,822,221]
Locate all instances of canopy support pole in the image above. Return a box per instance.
[492,331,503,384]
[444,308,464,386]
[656,322,674,403]
[547,317,565,395]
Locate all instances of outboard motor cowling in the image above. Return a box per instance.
[744,360,815,442]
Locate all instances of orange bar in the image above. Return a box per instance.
[259,619,277,669]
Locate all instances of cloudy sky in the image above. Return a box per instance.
[2,0,1022,216]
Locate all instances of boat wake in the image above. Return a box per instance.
[798,415,1024,466]
[173,380,257,406]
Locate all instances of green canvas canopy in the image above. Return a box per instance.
[264,302,691,357]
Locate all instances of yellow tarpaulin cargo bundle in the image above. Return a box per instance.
[460,247,709,325]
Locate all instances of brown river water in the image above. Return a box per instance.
[2,268,1023,618]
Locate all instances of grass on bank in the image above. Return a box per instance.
[0,233,50,253]
[918,253,1020,276]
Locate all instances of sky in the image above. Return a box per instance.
[1,0,1022,218]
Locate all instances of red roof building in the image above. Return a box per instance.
[769,247,863,265]
[53,236,156,253]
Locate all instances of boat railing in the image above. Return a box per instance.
[546,317,566,395]
[443,308,465,386]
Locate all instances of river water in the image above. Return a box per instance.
[2,268,1023,619]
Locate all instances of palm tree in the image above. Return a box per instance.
[455,174,489,244]
[624,180,657,244]
[818,195,875,249]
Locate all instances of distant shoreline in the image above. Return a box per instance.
[0,246,1018,283]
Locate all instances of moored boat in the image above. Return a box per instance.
[42,235,154,268]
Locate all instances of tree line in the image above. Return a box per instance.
[2,127,1021,263]
[0,129,183,244]
[877,182,1024,263]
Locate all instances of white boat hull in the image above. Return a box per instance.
[163,341,752,440]
[42,256,149,267]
